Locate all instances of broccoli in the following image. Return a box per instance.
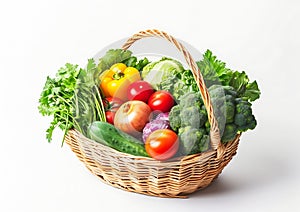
[179,106,207,128]
[178,127,207,155]
[169,85,258,154]
[234,98,257,132]
[221,124,238,143]
[169,92,207,132]
[208,85,237,135]
[169,105,181,131]
[199,134,210,152]
[179,91,202,108]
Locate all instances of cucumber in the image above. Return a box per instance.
[88,121,149,157]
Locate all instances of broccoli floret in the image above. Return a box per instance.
[208,85,237,133]
[234,98,257,132]
[179,92,202,108]
[223,101,235,123]
[178,127,206,155]
[199,134,210,152]
[179,106,207,128]
[169,105,181,131]
[221,124,238,143]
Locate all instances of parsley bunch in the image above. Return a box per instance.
[38,49,134,143]
[38,64,81,143]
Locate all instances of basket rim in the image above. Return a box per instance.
[68,128,241,162]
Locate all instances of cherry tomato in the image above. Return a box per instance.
[127,81,154,103]
[103,97,124,124]
[105,111,115,125]
[148,91,174,112]
[145,129,179,161]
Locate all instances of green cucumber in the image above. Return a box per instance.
[88,121,149,157]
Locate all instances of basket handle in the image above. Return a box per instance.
[122,29,222,153]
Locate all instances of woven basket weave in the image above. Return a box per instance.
[64,29,242,198]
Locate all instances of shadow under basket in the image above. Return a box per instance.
[64,29,242,198]
[65,129,241,198]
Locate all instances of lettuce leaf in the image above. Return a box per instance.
[197,50,261,102]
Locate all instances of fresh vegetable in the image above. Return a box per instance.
[74,49,133,136]
[147,91,174,113]
[38,63,80,143]
[127,80,154,102]
[145,129,179,161]
[153,112,169,122]
[122,56,150,71]
[103,97,123,124]
[196,49,260,101]
[169,83,258,150]
[234,98,257,132]
[88,121,149,157]
[169,92,210,155]
[142,119,169,143]
[178,127,210,155]
[169,92,207,131]
[114,100,151,137]
[72,59,106,136]
[39,47,260,160]
[103,97,123,110]
[208,85,237,133]
[142,58,184,89]
[96,49,132,77]
[100,63,141,100]
[141,58,192,101]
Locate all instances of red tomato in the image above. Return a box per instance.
[148,91,174,112]
[103,97,123,111]
[127,81,154,103]
[145,129,179,161]
[103,97,124,124]
[105,111,115,125]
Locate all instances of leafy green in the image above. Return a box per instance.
[197,49,261,102]
[72,59,106,136]
[96,49,132,84]
[122,56,150,71]
[38,63,80,143]
[73,49,133,136]
[38,49,135,143]
[244,80,260,101]
[141,58,185,90]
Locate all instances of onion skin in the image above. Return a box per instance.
[114,100,151,136]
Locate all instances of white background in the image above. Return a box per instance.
[1,0,299,211]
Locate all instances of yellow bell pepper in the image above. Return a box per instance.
[100,63,141,100]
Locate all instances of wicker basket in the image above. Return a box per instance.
[64,29,242,198]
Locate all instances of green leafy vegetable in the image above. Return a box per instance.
[197,49,261,101]
[74,49,133,136]
[97,49,132,72]
[141,57,184,89]
[38,63,80,143]
[72,59,106,135]
[122,56,150,71]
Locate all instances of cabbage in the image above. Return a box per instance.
[141,58,185,90]
[154,112,169,122]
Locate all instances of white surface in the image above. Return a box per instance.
[1,0,300,211]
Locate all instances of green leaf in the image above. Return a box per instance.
[229,71,249,95]
[38,63,81,142]
[97,49,132,73]
[243,80,261,101]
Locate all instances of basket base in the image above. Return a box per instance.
[65,130,240,198]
